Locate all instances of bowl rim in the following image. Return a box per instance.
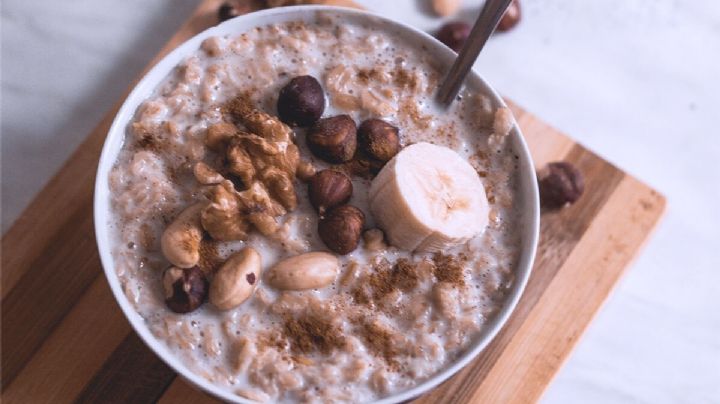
[93,5,540,403]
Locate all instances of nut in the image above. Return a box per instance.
[248,211,280,236]
[226,138,256,186]
[538,162,584,209]
[296,160,317,182]
[267,252,340,290]
[163,266,209,313]
[201,181,250,241]
[161,203,206,268]
[193,162,224,185]
[210,248,262,310]
[217,1,249,23]
[435,21,471,52]
[309,169,353,216]
[497,0,521,32]
[261,167,297,211]
[357,119,400,163]
[362,228,387,252]
[205,122,237,152]
[318,205,365,255]
[277,75,326,127]
[306,115,357,163]
[226,95,293,143]
[432,0,461,17]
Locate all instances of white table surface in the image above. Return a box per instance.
[2,0,719,402]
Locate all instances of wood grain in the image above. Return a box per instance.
[74,334,176,404]
[0,0,665,403]
[2,280,129,404]
[0,0,233,390]
[158,379,222,404]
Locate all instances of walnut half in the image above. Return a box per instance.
[192,97,316,242]
[201,181,250,241]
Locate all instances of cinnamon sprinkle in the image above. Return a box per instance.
[282,313,346,355]
[391,67,418,90]
[432,253,465,286]
[353,258,420,305]
[356,68,383,84]
[357,319,401,370]
[198,239,222,273]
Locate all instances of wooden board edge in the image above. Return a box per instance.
[532,177,666,401]
[470,175,666,403]
[0,0,669,401]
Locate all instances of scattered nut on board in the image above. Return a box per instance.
[217,1,253,22]
[435,21,471,52]
[497,0,521,32]
[538,162,585,209]
[432,0,462,17]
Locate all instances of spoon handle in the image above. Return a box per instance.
[436,0,513,106]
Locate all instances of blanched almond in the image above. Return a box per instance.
[268,252,339,290]
[210,248,262,310]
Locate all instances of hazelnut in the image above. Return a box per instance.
[357,119,400,163]
[318,205,365,255]
[306,115,357,163]
[162,266,209,313]
[309,170,353,216]
[277,75,326,127]
[497,0,521,32]
[435,21,471,52]
[538,162,584,209]
[217,1,247,23]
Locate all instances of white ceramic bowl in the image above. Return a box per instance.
[94,5,540,403]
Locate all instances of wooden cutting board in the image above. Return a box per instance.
[0,1,666,403]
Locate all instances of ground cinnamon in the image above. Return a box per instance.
[391,67,419,90]
[282,313,346,355]
[392,259,420,291]
[198,239,222,273]
[432,253,465,286]
[357,319,401,370]
[354,258,420,305]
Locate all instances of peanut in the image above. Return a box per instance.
[268,252,339,290]
[160,203,206,268]
[210,248,262,310]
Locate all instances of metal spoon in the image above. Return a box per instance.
[436,0,513,106]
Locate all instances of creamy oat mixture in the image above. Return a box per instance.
[108,16,521,403]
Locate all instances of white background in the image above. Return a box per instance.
[2,0,719,402]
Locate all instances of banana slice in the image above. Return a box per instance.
[368,142,489,252]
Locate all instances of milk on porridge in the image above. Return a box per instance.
[108,14,522,403]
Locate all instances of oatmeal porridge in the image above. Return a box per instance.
[107,14,522,403]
